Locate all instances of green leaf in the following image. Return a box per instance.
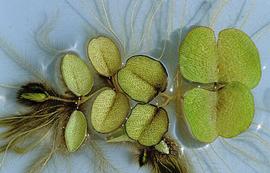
[61,53,93,96]
[125,104,169,146]
[179,26,218,83]
[183,82,254,143]
[118,55,167,103]
[217,82,254,138]
[179,27,261,88]
[218,29,261,89]
[183,88,218,143]
[65,110,87,152]
[91,89,130,133]
[154,140,170,154]
[21,93,48,102]
[87,36,122,77]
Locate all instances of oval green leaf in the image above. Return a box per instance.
[91,89,130,133]
[61,53,93,96]
[179,26,218,83]
[125,104,169,146]
[65,110,87,152]
[218,28,261,89]
[87,36,122,77]
[183,88,218,143]
[118,55,167,103]
[217,82,254,138]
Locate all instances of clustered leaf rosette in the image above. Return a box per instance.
[60,53,93,152]
[179,26,261,143]
[87,36,170,147]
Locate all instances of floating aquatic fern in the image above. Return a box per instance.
[0,52,98,172]
[87,35,190,173]
[179,26,262,143]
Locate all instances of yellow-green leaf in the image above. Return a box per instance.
[118,56,167,103]
[125,104,169,146]
[91,89,130,133]
[154,140,170,154]
[21,93,48,102]
[218,28,261,88]
[183,88,218,143]
[87,36,121,77]
[65,110,87,152]
[217,82,254,138]
[61,53,93,96]
[179,26,218,83]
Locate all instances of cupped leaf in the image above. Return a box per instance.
[183,82,254,143]
[179,27,261,88]
[183,88,218,143]
[65,110,87,152]
[87,36,122,77]
[179,26,218,83]
[61,53,93,96]
[125,104,169,146]
[218,29,261,88]
[217,82,254,138]
[154,140,170,154]
[118,55,167,103]
[91,89,130,133]
[20,93,48,102]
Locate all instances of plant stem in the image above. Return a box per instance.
[79,87,109,105]
[158,92,175,108]
[111,74,121,92]
[48,96,77,103]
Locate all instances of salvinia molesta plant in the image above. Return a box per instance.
[0,52,96,172]
[179,26,261,143]
[87,36,189,173]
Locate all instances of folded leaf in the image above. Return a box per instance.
[21,93,48,102]
[118,56,167,103]
[87,36,121,77]
[125,104,168,146]
[91,89,130,133]
[65,110,87,152]
[61,53,93,96]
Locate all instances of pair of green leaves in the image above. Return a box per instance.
[87,36,169,146]
[179,27,261,143]
[125,104,169,146]
[117,55,168,103]
[61,53,94,152]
